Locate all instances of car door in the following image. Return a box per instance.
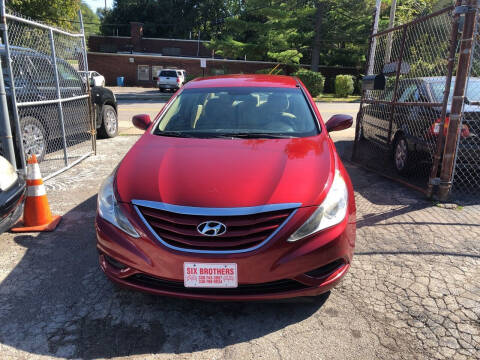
[361,86,394,148]
[391,81,429,145]
[56,61,90,140]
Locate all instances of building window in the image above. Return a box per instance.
[137,65,149,81]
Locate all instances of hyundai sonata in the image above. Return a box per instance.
[96,74,356,300]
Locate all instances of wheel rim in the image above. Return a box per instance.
[395,139,408,170]
[23,123,45,159]
[105,109,117,134]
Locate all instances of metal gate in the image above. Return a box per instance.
[0,1,94,179]
[352,0,480,202]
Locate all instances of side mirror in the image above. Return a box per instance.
[132,114,152,130]
[89,77,95,87]
[325,114,353,132]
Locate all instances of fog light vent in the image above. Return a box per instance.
[104,255,127,270]
[305,259,345,278]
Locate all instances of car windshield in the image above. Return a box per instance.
[153,87,319,138]
[160,70,177,77]
[430,80,480,103]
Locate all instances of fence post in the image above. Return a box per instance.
[427,0,463,198]
[352,5,378,162]
[0,0,26,172]
[386,25,408,148]
[438,0,479,200]
[0,53,16,168]
[367,0,382,75]
[48,28,69,167]
[78,9,96,156]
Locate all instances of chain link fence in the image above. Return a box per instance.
[453,10,480,197]
[0,3,94,179]
[353,1,480,202]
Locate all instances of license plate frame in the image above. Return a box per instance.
[183,262,238,288]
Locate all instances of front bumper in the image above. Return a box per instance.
[95,203,356,300]
[0,177,26,234]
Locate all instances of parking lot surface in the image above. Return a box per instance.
[0,102,479,359]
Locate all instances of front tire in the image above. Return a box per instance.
[393,135,410,175]
[21,116,47,162]
[98,105,118,138]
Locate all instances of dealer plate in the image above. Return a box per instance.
[183,263,238,288]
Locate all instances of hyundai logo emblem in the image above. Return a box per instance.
[197,221,227,237]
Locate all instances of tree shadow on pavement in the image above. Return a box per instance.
[0,195,328,359]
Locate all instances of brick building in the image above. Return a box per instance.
[87,52,280,87]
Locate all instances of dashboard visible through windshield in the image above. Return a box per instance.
[153,87,320,139]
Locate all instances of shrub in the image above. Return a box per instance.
[184,74,198,83]
[334,75,354,97]
[293,69,325,97]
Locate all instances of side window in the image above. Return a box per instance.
[57,61,82,83]
[27,56,54,86]
[398,84,418,103]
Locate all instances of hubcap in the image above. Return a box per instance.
[23,123,45,159]
[105,109,117,134]
[395,139,408,170]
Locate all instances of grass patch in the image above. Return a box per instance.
[315,94,361,103]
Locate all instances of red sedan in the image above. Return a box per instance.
[96,74,356,300]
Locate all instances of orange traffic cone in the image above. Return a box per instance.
[11,155,61,232]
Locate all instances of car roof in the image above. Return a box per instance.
[402,76,480,83]
[185,74,298,89]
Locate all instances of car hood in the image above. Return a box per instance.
[116,132,334,208]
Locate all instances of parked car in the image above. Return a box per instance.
[79,70,106,87]
[361,76,480,175]
[0,155,25,234]
[96,74,356,300]
[1,45,118,163]
[155,69,186,92]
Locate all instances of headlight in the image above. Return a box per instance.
[288,170,348,242]
[0,156,18,191]
[98,172,140,238]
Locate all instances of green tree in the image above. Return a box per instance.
[80,2,100,37]
[100,0,230,39]
[209,1,312,64]
[8,0,80,30]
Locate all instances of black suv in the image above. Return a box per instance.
[1,45,118,163]
[361,77,480,175]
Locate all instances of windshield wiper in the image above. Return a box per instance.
[157,131,196,138]
[224,132,295,139]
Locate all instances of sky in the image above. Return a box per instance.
[84,0,114,12]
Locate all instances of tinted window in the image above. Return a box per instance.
[154,87,319,138]
[160,70,178,77]
[430,80,480,103]
[27,56,55,86]
[57,61,81,83]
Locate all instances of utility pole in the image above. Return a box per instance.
[367,0,382,75]
[385,0,397,64]
[311,0,324,72]
[197,30,200,57]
